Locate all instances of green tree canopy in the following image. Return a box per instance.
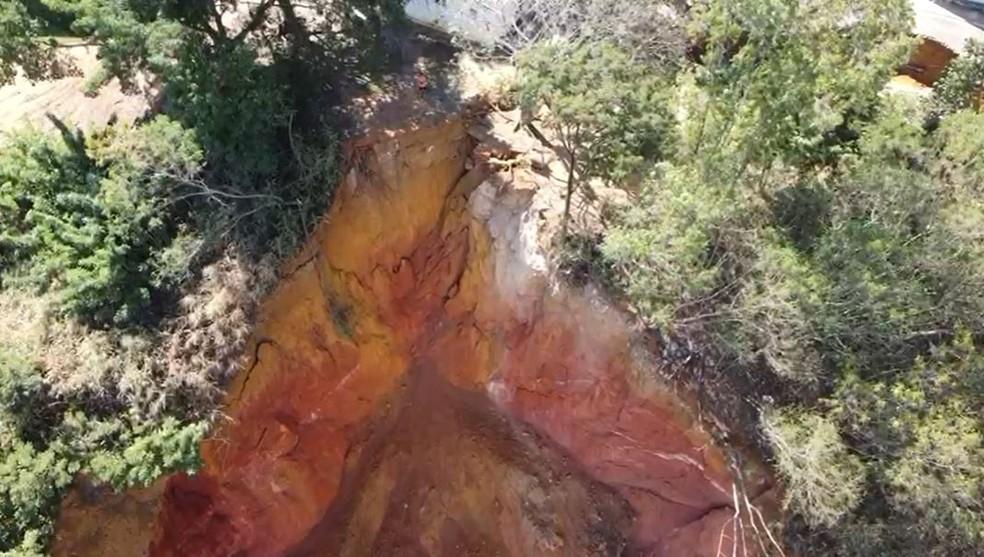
[518,40,677,237]
[0,117,203,327]
[687,0,913,173]
[0,0,407,553]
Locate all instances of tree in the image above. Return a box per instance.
[0,0,64,85]
[602,170,828,382]
[688,0,913,172]
[601,163,737,328]
[45,0,405,86]
[0,117,203,327]
[934,39,984,115]
[518,40,676,238]
[762,408,866,528]
[826,333,984,556]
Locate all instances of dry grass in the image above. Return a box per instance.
[154,251,277,415]
[0,250,277,420]
[0,290,49,360]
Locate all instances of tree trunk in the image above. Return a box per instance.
[232,0,277,43]
[561,151,576,242]
[276,0,310,51]
[275,0,321,126]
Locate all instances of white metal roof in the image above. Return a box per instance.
[912,0,984,52]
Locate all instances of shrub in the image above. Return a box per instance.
[0,352,50,444]
[762,408,866,528]
[886,407,984,552]
[83,416,207,489]
[828,334,984,555]
[933,109,984,197]
[518,40,677,237]
[601,164,732,328]
[728,234,827,382]
[0,347,206,552]
[0,118,203,327]
[0,249,273,421]
[161,41,289,188]
[0,441,75,554]
[934,39,984,115]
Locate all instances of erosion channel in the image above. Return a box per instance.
[54,113,774,557]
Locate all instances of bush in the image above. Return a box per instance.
[0,118,203,327]
[934,39,984,115]
[886,407,984,553]
[762,408,866,528]
[442,0,688,65]
[0,440,75,554]
[0,348,205,552]
[933,109,984,197]
[828,334,984,555]
[82,416,207,489]
[0,247,273,421]
[728,234,827,382]
[0,119,251,552]
[0,352,47,441]
[161,41,289,188]
[601,164,734,328]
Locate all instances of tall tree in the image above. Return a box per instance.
[518,40,676,239]
[687,0,913,174]
[0,0,63,84]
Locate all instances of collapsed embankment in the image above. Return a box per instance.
[54,113,774,557]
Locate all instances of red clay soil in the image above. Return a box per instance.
[53,116,774,557]
[286,365,634,556]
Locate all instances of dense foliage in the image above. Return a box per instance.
[0,0,59,84]
[1,118,203,327]
[934,38,984,115]
[0,0,406,552]
[518,0,984,554]
[1,348,206,556]
[517,40,676,237]
[3,0,983,554]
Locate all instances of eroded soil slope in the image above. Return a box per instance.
[55,114,773,557]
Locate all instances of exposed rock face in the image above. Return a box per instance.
[55,113,773,557]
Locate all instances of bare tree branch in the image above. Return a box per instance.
[233,0,279,43]
[442,0,688,64]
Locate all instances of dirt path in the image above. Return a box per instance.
[0,42,150,135]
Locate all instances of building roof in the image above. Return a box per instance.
[913,0,984,53]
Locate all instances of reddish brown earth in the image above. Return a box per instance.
[54,115,775,557]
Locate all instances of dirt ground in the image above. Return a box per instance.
[0,40,151,136]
